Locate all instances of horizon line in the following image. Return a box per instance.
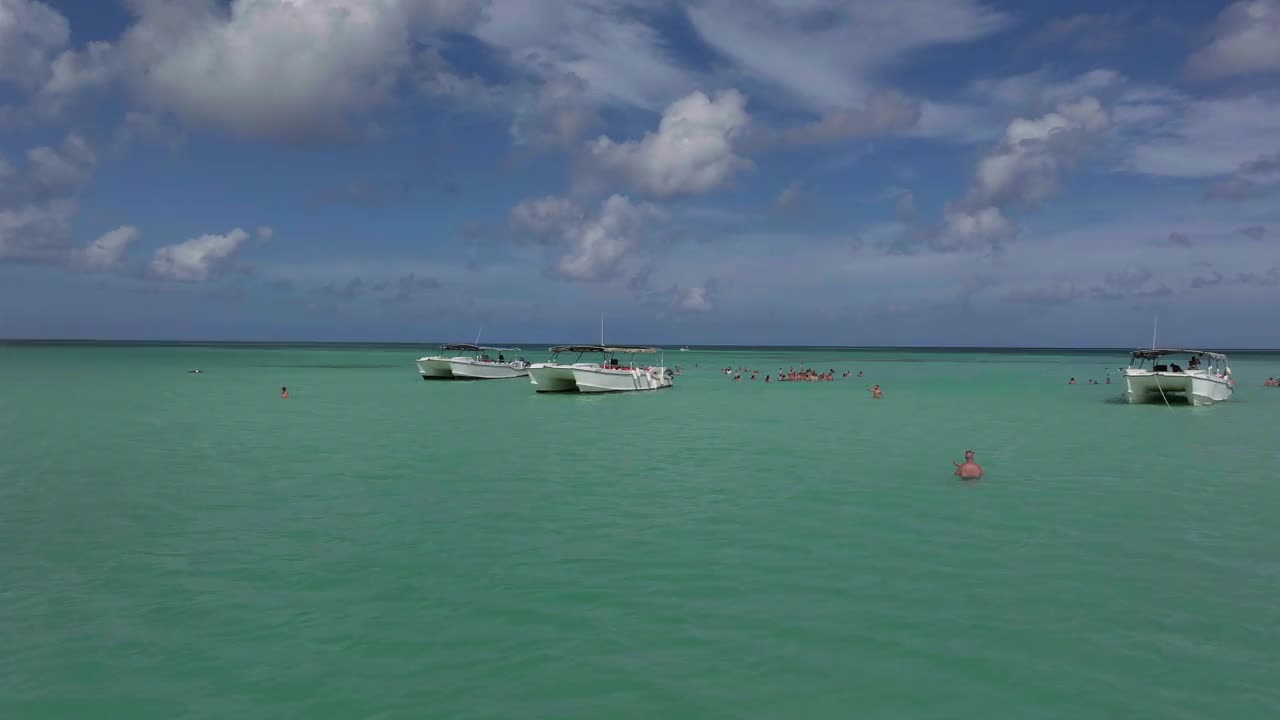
[3,338,1279,353]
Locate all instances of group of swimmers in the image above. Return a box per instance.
[723,366,867,383]
[1068,377,1112,385]
[1265,377,1280,387]
[722,366,885,398]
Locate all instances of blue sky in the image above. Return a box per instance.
[2,0,1279,346]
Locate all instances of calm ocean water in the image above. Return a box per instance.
[2,343,1279,719]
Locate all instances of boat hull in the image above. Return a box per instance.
[572,366,673,393]
[528,364,579,392]
[416,357,454,379]
[1123,371,1233,406]
[448,358,530,379]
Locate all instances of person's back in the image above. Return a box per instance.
[953,450,982,479]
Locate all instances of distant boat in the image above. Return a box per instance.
[415,344,530,380]
[679,346,691,352]
[1122,349,1233,406]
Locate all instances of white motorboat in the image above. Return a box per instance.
[1122,348,1234,406]
[528,345,612,392]
[415,344,530,380]
[571,346,674,393]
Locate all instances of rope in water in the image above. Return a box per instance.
[1154,374,1173,409]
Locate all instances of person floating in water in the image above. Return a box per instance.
[1069,377,1076,384]
[953,450,983,479]
[281,386,289,399]
[871,384,884,399]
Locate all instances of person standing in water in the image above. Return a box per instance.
[953,450,983,479]
[871,384,884,399]
[281,386,289,399]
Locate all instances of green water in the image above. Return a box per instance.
[2,344,1279,719]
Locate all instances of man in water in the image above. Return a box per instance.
[953,450,983,479]
[281,386,289,399]
[871,384,884,399]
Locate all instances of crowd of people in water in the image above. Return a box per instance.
[721,366,885,397]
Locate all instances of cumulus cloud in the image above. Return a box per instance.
[510,193,664,280]
[77,225,140,271]
[117,0,483,141]
[150,227,251,281]
[0,198,77,263]
[0,134,97,264]
[588,89,751,198]
[1186,1,1280,79]
[0,0,69,90]
[509,71,602,150]
[912,96,1109,253]
[0,133,96,204]
[675,284,714,313]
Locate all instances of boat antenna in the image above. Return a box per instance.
[600,312,605,346]
[1151,315,1157,350]
[475,327,482,345]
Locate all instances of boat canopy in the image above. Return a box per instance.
[1130,348,1227,360]
[547,344,658,354]
[440,343,521,352]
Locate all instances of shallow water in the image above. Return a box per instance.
[2,344,1278,718]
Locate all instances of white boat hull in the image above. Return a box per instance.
[448,358,530,380]
[1123,370,1233,406]
[416,356,454,379]
[572,366,673,393]
[528,364,580,392]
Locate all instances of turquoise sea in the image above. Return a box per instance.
[2,343,1279,719]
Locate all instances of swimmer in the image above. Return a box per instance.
[281,386,289,399]
[1069,377,1076,385]
[953,450,983,479]
[871,384,884,399]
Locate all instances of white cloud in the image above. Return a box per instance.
[78,225,140,271]
[510,193,663,280]
[685,0,1007,111]
[150,227,252,281]
[1186,1,1280,79]
[589,89,751,197]
[675,285,713,313]
[0,0,69,90]
[912,96,1109,253]
[0,134,97,264]
[1124,94,1280,178]
[256,225,274,240]
[912,68,1125,143]
[0,198,77,262]
[475,0,698,112]
[118,0,481,141]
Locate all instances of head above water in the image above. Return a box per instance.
[964,450,975,461]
